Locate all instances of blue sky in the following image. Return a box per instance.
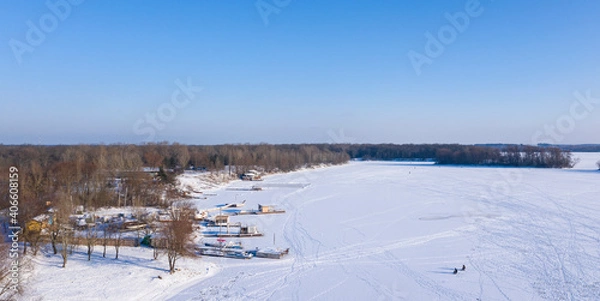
[1,0,599,145]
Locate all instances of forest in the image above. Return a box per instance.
[340,144,576,168]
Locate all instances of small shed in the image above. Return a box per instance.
[240,225,258,235]
[258,204,272,213]
[215,215,230,225]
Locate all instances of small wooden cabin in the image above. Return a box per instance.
[258,204,271,213]
[240,225,258,235]
[214,215,230,225]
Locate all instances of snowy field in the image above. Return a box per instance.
[25,245,216,301]
[27,153,600,300]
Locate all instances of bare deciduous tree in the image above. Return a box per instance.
[149,222,161,260]
[162,201,195,273]
[152,239,160,260]
[108,224,122,260]
[141,219,160,260]
[50,190,73,254]
[19,160,49,256]
[69,234,79,256]
[84,226,98,261]
[60,228,73,268]
[102,226,109,258]
[48,190,76,268]
[172,144,190,170]
[48,220,60,255]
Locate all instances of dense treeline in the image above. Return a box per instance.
[0,143,349,211]
[477,143,600,152]
[539,144,600,152]
[338,144,575,168]
[342,144,460,160]
[184,144,350,173]
[435,145,575,168]
[0,143,350,174]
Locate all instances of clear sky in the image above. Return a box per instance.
[1,0,599,145]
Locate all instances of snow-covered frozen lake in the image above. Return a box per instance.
[165,153,600,301]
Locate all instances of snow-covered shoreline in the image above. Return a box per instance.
[24,153,600,300]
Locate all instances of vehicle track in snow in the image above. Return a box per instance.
[471,180,600,300]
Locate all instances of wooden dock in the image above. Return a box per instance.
[202,233,264,238]
[197,247,253,259]
[248,248,290,259]
[234,210,286,215]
